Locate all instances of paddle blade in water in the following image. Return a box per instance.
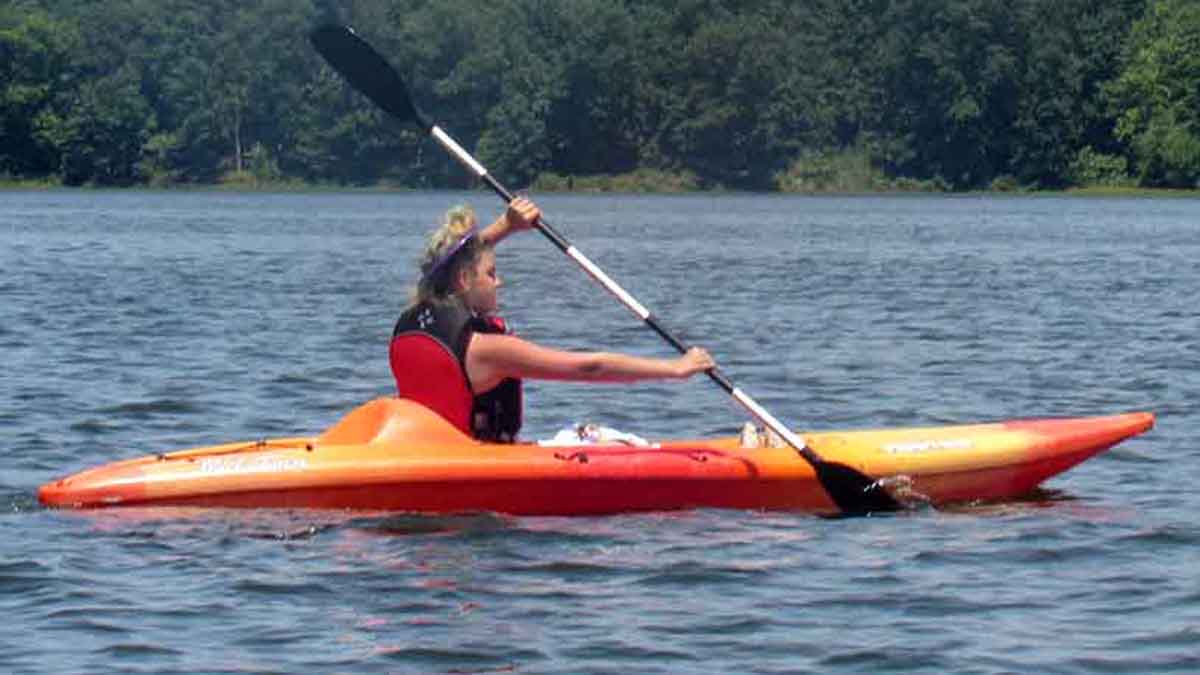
[815,461,903,514]
[309,24,428,129]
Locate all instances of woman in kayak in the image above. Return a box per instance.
[390,197,715,442]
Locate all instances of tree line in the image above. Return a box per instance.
[2,0,1198,191]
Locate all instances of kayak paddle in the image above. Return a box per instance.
[308,24,902,515]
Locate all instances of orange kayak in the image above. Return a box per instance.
[38,399,1154,515]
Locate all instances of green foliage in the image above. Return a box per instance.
[47,66,154,185]
[776,145,946,193]
[875,0,1024,189]
[1,0,1185,191]
[776,147,881,193]
[138,133,183,186]
[0,6,79,176]
[247,142,282,182]
[1108,0,1200,187]
[987,175,1022,192]
[1009,0,1145,188]
[1067,146,1133,187]
[534,168,700,193]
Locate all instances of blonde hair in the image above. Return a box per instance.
[410,205,491,305]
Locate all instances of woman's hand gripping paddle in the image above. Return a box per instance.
[308,24,902,515]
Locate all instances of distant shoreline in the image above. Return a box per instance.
[3,178,1198,198]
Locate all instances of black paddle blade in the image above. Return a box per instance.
[309,24,430,129]
[814,461,903,515]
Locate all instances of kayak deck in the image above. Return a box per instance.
[38,398,1154,515]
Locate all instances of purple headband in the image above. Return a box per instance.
[422,226,479,284]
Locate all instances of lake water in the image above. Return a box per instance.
[2,189,1198,673]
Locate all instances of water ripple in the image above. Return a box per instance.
[97,399,205,417]
[2,191,1197,673]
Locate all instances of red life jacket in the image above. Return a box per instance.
[389,298,522,442]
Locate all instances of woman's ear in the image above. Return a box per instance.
[453,264,472,293]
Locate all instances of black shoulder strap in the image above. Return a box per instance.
[393,299,475,362]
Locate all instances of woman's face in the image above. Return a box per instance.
[459,249,500,314]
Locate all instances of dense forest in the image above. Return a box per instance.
[2,0,1198,191]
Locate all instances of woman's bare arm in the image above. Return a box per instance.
[466,333,713,393]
